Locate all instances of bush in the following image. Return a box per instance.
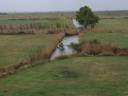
[69,43,81,52]
[89,39,101,44]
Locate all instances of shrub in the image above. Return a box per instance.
[89,39,101,44]
[69,43,81,52]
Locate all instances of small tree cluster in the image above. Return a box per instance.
[76,6,99,29]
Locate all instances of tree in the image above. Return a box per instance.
[76,6,99,29]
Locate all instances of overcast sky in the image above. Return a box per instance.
[0,0,128,12]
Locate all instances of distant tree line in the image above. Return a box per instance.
[0,13,8,15]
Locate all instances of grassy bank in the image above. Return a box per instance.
[80,32,128,48]
[0,56,128,96]
[0,33,65,76]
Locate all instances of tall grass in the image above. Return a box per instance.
[0,18,76,35]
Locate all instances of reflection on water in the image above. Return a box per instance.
[50,36,79,60]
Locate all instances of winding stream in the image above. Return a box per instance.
[50,19,81,60]
[50,36,79,60]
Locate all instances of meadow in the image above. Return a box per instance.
[0,33,65,76]
[96,10,128,19]
[80,32,128,48]
[0,11,128,96]
[0,56,128,96]
[91,18,128,34]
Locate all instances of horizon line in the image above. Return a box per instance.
[0,9,128,13]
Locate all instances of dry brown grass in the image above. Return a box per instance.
[0,24,77,35]
[80,41,128,56]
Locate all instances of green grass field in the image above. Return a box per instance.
[0,33,64,68]
[80,32,128,48]
[93,19,128,33]
[0,56,128,96]
[96,11,128,18]
[0,11,128,96]
[80,15,128,48]
[0,12,75,20]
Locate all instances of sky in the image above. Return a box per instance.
[0,0,128,12]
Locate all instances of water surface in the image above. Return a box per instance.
[50,36,79,60]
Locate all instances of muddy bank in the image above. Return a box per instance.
[72,41,128,56]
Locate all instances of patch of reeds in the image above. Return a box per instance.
[0,22,76,35]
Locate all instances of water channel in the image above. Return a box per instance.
[50,36,79,60]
